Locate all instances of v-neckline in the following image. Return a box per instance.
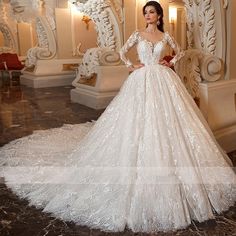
[138,31,166,46]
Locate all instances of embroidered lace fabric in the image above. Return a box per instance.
[0,30,236,233]
[119,31,185,67]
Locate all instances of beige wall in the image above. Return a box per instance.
[176,9,182,44]
[136,0,146,30]
[72,13,97,53]
[31,22,37,47]
[57,0,68,8]
[17,22,37,56]
[176,8,187,49]
[0,32,4,47]
[55,8,97,59]
[159,0,169,32]
[55,8,74,59]
[227,0,236,80]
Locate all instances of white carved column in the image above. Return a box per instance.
[176,0,236,152]
[24,16,56,67]
[19,0,82,88]
[69,0,128,109]
[0,1,18,53]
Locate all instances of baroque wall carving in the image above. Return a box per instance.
[69,0,123,86]
[0,23,17,51]
[183,0,226,59]
[8,0,42,22]
[0,1,6,22]
[25,16,56,67]
[110,0,124,24]
[70,0,122,50]
[72,48,120,87]
[0,0,57,66]
[44,0,56,31]
[183,0,216,55]
[175,49,223,98]
[177,0,226,98]
[0,1,18,52]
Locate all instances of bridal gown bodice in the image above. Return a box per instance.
[0,30,236,233]
[119,31,184,67]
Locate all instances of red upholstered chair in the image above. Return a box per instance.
[163,55,174,70]
[0,53,24,86]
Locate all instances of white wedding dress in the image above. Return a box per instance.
[0,31,236,233]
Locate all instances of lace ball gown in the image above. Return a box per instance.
[0,31,236,233]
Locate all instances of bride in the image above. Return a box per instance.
[0,1,236,233]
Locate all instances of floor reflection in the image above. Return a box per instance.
[0,77,103,147]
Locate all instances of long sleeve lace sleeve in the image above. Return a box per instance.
[166,32,185,65]
[119,31,139,67]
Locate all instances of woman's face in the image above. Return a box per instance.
[144,6,159,25]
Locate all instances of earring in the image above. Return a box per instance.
[157,20,160,26]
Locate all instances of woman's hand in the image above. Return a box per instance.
[128,63,145,72]
[159,59,173,68]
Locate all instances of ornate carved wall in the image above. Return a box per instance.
[184,0,226,59]
[70,0,123,50]
[175,0,227,98]
[69,0,123,86]
[0,22,16,52]
[0,1,18,52]
[26,16,57,67]
[0,0,57,65]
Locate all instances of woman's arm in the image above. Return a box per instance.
[119,31,143,71]
[165,32,185,66]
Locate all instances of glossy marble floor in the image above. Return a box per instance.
[0,78,235,236]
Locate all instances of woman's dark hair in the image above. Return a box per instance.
[143,1,164,32]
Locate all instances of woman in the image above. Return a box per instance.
[0,1,236,233]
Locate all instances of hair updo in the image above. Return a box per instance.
[143,1,164,32]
